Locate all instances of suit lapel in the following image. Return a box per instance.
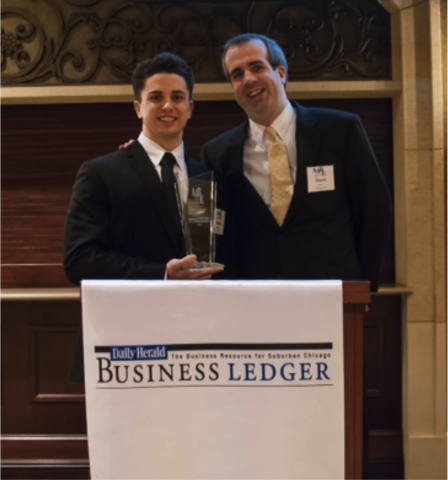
[221,125,246,174]
[224,123,278,228]
[128,142,184,253]
[231,172,278,227]
[294,102,321,169]
[282,102,321,227]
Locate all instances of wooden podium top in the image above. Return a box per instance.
[343,281,371,304]
[1,281,371,304]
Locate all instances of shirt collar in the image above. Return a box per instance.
[248,102,295,146]
[137,132,185,171]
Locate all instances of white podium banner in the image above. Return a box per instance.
[82,280,344,479]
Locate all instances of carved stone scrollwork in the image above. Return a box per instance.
[65,0,102,5]
[1,30,20,54]
[96,4,154,80]
[1,8,47,82]
[56,4,152,83]
[154,3,243,80]
[251,0,389,78]
[1,0,390,86]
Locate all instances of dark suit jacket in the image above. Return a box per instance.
[201,101,393,292]
[66,142,203,282]
[64,141,235,381]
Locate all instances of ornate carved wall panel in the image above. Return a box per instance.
[364,296,404,479]
[31,326,85,403]
[1,0,391,86]
[364,296,402,431]
[1,301,86,435]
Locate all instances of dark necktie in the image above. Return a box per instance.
[160,152,180,220]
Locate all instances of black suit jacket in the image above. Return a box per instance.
[201,101,393,292]
[64,141,235,381]
[65,142,208,282]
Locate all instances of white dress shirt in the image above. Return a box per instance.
[243,103,297,208]
[138,132,189,204]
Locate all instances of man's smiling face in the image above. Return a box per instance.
[134,73,193,150]
[225,39,288,126]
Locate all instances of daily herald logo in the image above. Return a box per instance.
[109,345,167,361]
[94,343,334,389]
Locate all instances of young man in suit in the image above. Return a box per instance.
[201,33,393,292]
[64,53,230,382]
[64,53,226,284]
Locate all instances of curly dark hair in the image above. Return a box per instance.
[132,53,195,101]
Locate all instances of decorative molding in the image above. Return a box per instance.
[30,326,85,403]
[1,288,81,301]
[0,80,401,105]
[0,284,408,301]
[1,0,391,86]
[378,0,427,15]
[1,435,89,480]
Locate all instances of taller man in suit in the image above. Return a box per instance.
[201,33,393,292]
[64,53,227,283]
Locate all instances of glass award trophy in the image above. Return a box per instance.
[176,171,224,270]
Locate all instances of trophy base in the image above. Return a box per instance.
[186,262,225,270]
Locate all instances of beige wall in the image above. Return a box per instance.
[379,1,447,478]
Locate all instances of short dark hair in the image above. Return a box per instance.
[132,53,195,101]
[222,33,288,82]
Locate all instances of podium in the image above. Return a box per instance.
[341,281,370,480]
[82,280,369,479]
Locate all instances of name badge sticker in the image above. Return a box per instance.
[307,165,335,193]
[213,209,226,235]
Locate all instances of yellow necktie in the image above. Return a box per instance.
[266,126,293,226]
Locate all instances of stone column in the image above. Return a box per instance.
[379,1,447,478]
